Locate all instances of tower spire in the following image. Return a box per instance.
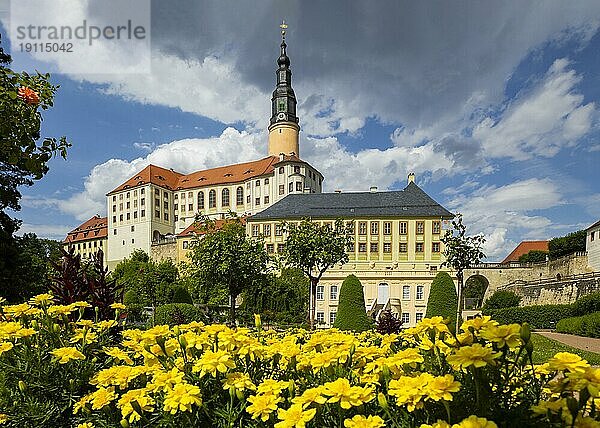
[268,20,300,157]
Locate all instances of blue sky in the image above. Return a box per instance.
[1,1,600,261]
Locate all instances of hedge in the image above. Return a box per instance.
[155,303,204,326]
[333,275,372,332]
[172,285,193,304]
[571,292,600,316]
[426,271,457,331]
[483,304,573,329]
[557,311,600,337]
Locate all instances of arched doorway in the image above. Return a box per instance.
[152,230,161,242]
[463,275,489,309]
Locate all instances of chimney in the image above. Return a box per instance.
[370,186,378,193]
[279,152,285,161]
[408,172,415,184]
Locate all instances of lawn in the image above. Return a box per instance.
[531,333,600,364]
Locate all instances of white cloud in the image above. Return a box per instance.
[17,223,72,241]
[39,128,265,221]
[445,178,564,260]
[474,59,597,160]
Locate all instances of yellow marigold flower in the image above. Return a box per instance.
[246,393,281,421]
[420,421,451,428]
[147,367,185,393]
[0,414,8,424]
[70,328,97,344]
[388,373,432,411]
[192,349,235,377]
[0,342,14,356]
[90,387,117,410]
[479,324,522,349]
[104,347,134,365]
[97,320,117,331]
[50,347,86,364]
[446,344,501,371]
[48,304,75,316]
[344,414,386,428]
[118,388,155,423]
[110,303,126,310]
[76,423,94,428]
[223,372,256,393]
[531,398,567,416]
[274,403,316,428]
[460,316,498,332]
[574,416,600,428]
[92,365,146,389]
[426,374,461,401]
[71,301,91,308]
[322,378,374,409]
[163,383,202,414]
[292,386,327,409]
[419,316,450,334]
[451,415,497,428]
[3,303,41,318]
[257,379,289,396]
[547,352,589,373]
[14,327,36,339]
[29,293,54,306]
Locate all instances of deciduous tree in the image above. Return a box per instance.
[281,218,352,329]
[441,213,486,331]
[188,216,270,324]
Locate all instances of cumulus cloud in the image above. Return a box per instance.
[474,59,597,160]
[445,178,564,260]
[29,128,265,221]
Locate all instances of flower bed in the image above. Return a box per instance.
[0,295,599,427]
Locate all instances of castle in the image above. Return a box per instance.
[65,26,455,327]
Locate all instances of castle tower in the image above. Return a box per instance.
[268,21,300,158]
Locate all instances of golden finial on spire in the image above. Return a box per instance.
[280,20,288,41]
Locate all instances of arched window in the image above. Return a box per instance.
[197,191,204,210]
[222,188,230,207]
[209,190,216,208]
[236,186,244,205]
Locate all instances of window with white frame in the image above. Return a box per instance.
[329,312,336,325]
[330,285,338,300]
[401,313,410,324]
[416,285,424,300]
[316,312,325,324]
[415,312,424,323]
[316,286,324,300]
[402,285,410,300]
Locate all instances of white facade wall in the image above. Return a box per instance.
[588,224,600,272]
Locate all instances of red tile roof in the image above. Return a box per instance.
[108,164,184,195]
[177,218,247,238]
[501,240,549,263]
[64,215,108,244]
[108,155,316,195]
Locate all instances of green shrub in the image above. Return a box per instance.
[333,275,372,332]
[482,290,521,311]
[426,272,457,330]
[484,304,573,329]
[571,292,600,316]
[172,285,193,304]
[155,303,204,326]
[556,312,600,337]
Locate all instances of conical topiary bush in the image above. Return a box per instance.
[425,271,458,331]
[333,274,372,332]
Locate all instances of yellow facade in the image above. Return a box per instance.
[247,217,454,328]
[268,122,300,157]
[63,237,108,265]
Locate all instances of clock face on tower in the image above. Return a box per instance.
[277,112,286,121]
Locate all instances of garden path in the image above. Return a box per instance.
[536,331,600,354]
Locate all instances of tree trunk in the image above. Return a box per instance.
[456,271,463,332]
[229,292,236,327]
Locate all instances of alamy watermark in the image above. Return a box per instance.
[8,0,151,74]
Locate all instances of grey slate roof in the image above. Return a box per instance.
[251,182,454,220]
